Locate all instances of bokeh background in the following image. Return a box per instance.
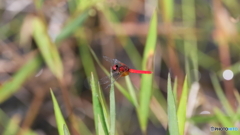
[0,0,240,135]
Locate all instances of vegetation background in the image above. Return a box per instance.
[0,0,240,135]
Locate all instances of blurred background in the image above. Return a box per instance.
[0,0,240,135]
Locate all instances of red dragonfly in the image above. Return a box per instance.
[100,56,152,88]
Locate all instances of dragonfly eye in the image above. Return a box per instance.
[112,65,118,71]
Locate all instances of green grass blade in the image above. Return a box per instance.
[177,76,188,135]
[197,51,219,70]
[214,108,240,135]
[210,74,234,116]
[50,89,69,135]
[33,17,63,80]
[98,115,106,135]
[185,57,191,85]
[77,32,97,78]
[3,115,20,135]
[215,109,234,127]
[0,56,41,103]
[161,0,174,23]
[77,117,93,135]
[109,72,116,135]
[97,83,110,131]
[189,115,218,123]
[91,72,101,132]
[173,77,178,104]
[55,10,89,43]
[0,109,9,129]
[0,110,37,135]
[63,124,70,135]
[182,0,198,84]
[77,34,110,133]
[234,90,240,119]
[138,10,157,132]
[90,72,109,135]
[125,76,138,107]
[190,115,240,124]
[167,74,179,135]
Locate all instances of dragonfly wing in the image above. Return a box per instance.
[99,72,120,85]
[103,56,125,66]
[103,56,115,65]
[99,75,111,85]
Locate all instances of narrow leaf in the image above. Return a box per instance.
[3,115,20,135]
[0,56,41,103]
[161,0,174,22]
[109,71,116,135]
[33,17,63,80]
[97,83,110,131]
[173,77,178,104]
[125,76,138,107]
[98,115,106,135]
[177,76,188,135]
[139,10,157,132]
[90,73,109,135]
[50,89,68,135]
[167,73,179,135]
[210,74,234,116]
[55,10,89,43]
[63,124,70,135]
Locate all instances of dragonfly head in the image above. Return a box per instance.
[112,65,118,71]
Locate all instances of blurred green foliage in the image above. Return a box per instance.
[0,0,240,135]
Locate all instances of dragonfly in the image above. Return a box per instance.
[99,56,152,88]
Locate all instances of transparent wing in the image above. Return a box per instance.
[99,71,123,89]
[103,56,113,63]
[103,56,125,66]
[99,72,120,85]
